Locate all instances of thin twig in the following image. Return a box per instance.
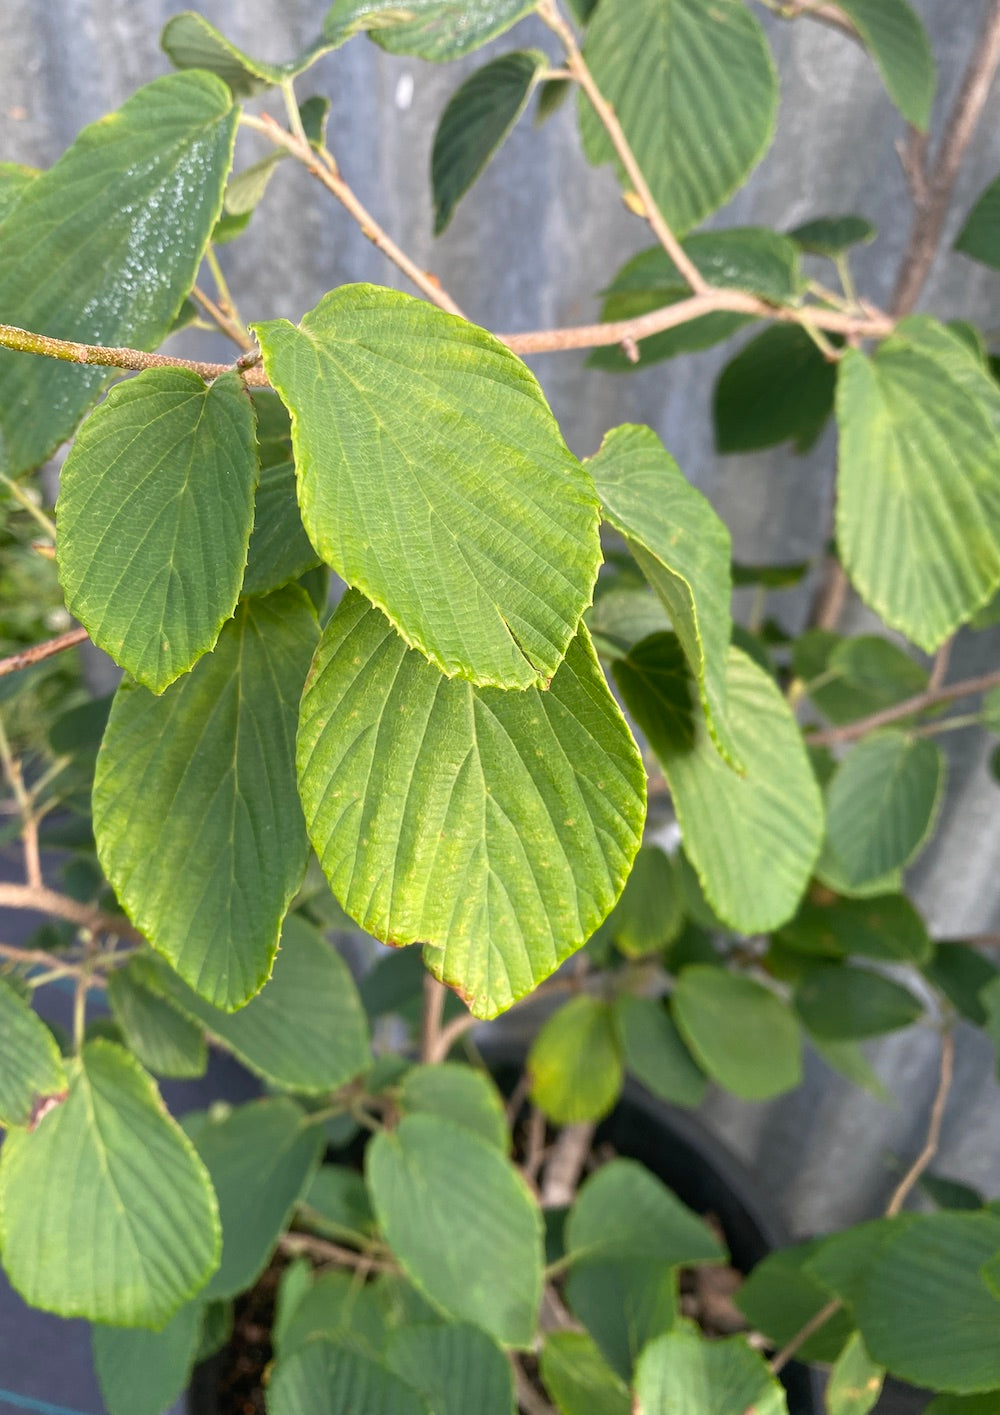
[0,323,268,386]
[0,882,144,941]
[0,472,57,541]
[420,973,447,1065]
[0,626,90,679]
[513,1358,556,1415]
[540,1122,596,1207]
[928,638,953,693]
[885,1029,955,1218]
[189,284,253,352]
[770,1297,843,1375]
[523,1105,548,1186]
[427,1010,479,1063]
[0,718,41,888]
[279,1231,397,1274]
[808,665,1000,746]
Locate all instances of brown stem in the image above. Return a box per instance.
[808,665,1000,746]
[0,323,268,386]
[420,973,447,1064]
[513,1358,556,1415]
[189,284,254,353]
[540,1122,596,1207]
[928,638,953,693]
[0,626,89,679]
[240,113,465,318]
[770,1297,843,1375]
[784,1,857,40]
[885,1029,955,1218]
[427,1010,479,1064]
[0,882,144,942]
[279,1231,396,1274]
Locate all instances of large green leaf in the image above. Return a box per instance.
[580,0,777,236]
[92,1301,204,1415]
[589,230,799,372]
[672,967,803,1101]
[106,962,207,1080]
[194,1098,324,1300]
[836,0,935,130]
[634,1330,788,1415]
[322,0,535,59]
[836,328,1000,651]
[778,894,932,966]
[57,369,258,692]
[135,914,370,1093]
[268,1337,431,1415]
[854,1212,1000,1392]
[0,977,67,1128]
[297,592,645,1020]
[274,1269,387,1358]
[613,994,708,1108]
[541,1330,630,1415]
[0,161,38,223]
[243,458,322,598]
[736,1241,855,1365]
[565,1259,678,1380]
[0,1041,218,1325]
[794,963,922,1040]
[432,51,546,234]
[93,588,317,1010]
[255,285,599,689]
[601,844,684,957]
[588,424,737,765]
[0,73,237,478]
[714,324,836,455]
[398,1063,508,1151]
[161,11,332,95]
[615,637,822,932]
[823,731,944,888]
[956,175,1000,270]
[385,1322,515,1415]
[826,1332,885,1415]
[567,1158,725,1269]
[367,1113,542,1346]
[528,996,624,1124]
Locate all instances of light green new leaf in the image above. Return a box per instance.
[255,285,600,689]
[835,0,935,130]
[297,592,645,1020]
[823,730,944,888]
[794,963,922,1040]
[854,1212,1000,1392]
[366,1113,543,1347]
[0,1041,219,1325]
[634,1330,788,1415]
[615,638,823,933]
[57,369,258,692]
[161,11,333,95]
[268,1337,431,1415]
[399,1063,508,1151]
[836,331,1000,651]
[714,324,837,455]
[0,161,38,223]
[433,51,546,234]
[956,175,1000,270]
[826,1332,885,1415]
[580,0,777,236]
[194,1098,324,1300]
[386,1322,515,1415]
[92,1301,204,1415]
[135,914,370,1093]
[0,977,66,1128]
[567,1158,724,1269]
[0,73,237,478]
[322,0,535,60]
[106,962,207,1080]
[789,215,876,259]
[588,424,737,766]
[672,967,803,1101]
[93,587,318,1010]
[528,997,624,1124]
[613,994,708,1108]
[540,1330,630,1415]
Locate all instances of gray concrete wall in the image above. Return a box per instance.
[3,0,1000,1239]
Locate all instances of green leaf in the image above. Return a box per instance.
[613,994,708,1108]
[835,0,935,130]
[823,731,944,888]
[794,963,922,1040]
[57,369,258,692]
[243,455,322,597]
[432,51,545,234]
[589,424,737,766]
[602,845,684,957]
[778,894,932,966]
[276,1270,387,1359]
[794,631,928,726]
[255,285,599,689]
[366,1113,543,1347]
[918,1172,984,1213]
[672,967,803,1101]
[930,946,999,1026]
[977,976,1000,1075]
[811,1036,894,1104]
[93,588,318,1010]
[0,73,237,478]
[714,325,836,455]
[853,1212,1000,1392]
[92,1301,203,1415]
[540,1330,631,1415]
[193,1097,323,1300]
[298,1166,375,1243]
[615,638,823,933]
[733,561,811,589]
[297,593,645,1020]
[0,1040,218,1325]
[587,586,672,661]
[0,161,39,223]
[268,1337,431,1415]
[736,1241,855,1364]
[789,215,876,259]
[567,1158,725,1268]
[399,1063,508,1151]
[589,230,799,372]
[565,1260,679,1380]
[386,1322,515,1415]
[580,0,777,236]
[106,962,207,1080]
[0,976,67,1127]
[956,175,1000,270]
[322,0,536,60]
[805,1217,912,1310]
[135,914,369,1093]
[528,997,624,1124]
[926,1397,1000,1415]
[836,331,1000,651]
[634,1329,788,1415]
[161,11,332,94]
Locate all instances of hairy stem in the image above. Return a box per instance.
[0,322,268,385]
[0,626,90,680]
[0,881,144,942]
